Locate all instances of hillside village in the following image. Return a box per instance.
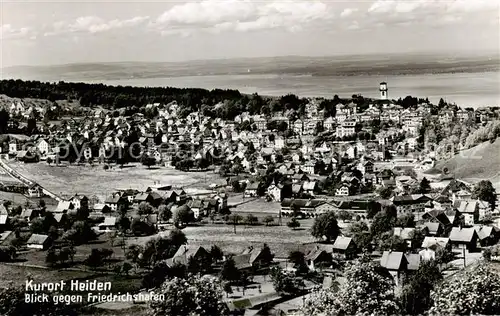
[0,80,499,315]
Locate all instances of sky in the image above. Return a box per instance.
[1,0,499,67]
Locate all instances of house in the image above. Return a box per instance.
[302,181,318,195]
[331,237,357,259]
[104,193,128,211]
[391,195,430,216]
[280,198,334,217]
[267,183,283,202]
[98,217,117,231]
[166,245,210,267]
[54,201,75,214]
[448,227,478,251]
[335,183,350,196]
[238,245,273,269]
[189,199,205,219]
[474,225,500,246]
[380,251,408,286]
[304,247,332,271]
[20,209,40,222]
[134,192,163,207]
[454,200,479,226]
[232,253,253,271]
[93,204,112,214]
[0,231,15,246]
[393,227,416,248]
[70,194,89,210]
[421,237,450,250]
[291,183,303,197]
[36,139,50,156]
[405,253,421,272]
[54,213,70,227]
[26,234,51,250]
[0,214,9,231]
[244,182,260,198]
[423,222,444,237]
[8,141,17,155]
[26,184,43,198]
[161,190,178,203]
[173,188,187,202]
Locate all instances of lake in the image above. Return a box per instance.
[86,71,500,108]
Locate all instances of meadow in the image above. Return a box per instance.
[9,162,220,201]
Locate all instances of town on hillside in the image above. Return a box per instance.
[0,79,499,316]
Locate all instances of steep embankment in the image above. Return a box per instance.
[429,138,500,189]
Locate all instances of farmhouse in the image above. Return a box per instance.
[98,217,117,231]
[166,245,210,267]
[380,251,408,286]
[332,237,357,259]
[244,182,260,197]
[27,234,51,250]
[104,193,128,211]
[304,247,332,271]
[448,227,478,251]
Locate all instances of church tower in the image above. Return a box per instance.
[379,82,388,100]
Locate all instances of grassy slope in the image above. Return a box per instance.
[431,138,500,189]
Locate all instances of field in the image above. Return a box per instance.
[9,162,221,201]
[430,139,500,190]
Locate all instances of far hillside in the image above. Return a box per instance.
[429,138,500,189]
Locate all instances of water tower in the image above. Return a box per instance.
[379,82,388,100]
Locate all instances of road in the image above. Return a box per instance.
[0,155,63,201]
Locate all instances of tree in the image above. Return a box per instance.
[378,233,408,252]
[472,180,497,211]
[371,207,397,238]
[169,229,187,248]
[227,214,242,234]
[303,260,400,316]
[429,263,500,314]
[158,205,172,222]
[260,243,274,266]
[347,221,372,252]
[173,205,194,228]
[377,186,394,199]
[288,251,308,274]
[337,210,352,222]
[62,221,97,245]
[366,200,381,219]
[141,154,156,169]
[223,282,233,298]
[149,275,228,316]
[85,248,106,270]
[401,260,442,315]
[419,177,431,194]
[117,215,130,233]
[287,217,300,230]
[138,202,154,215]
[270,266,304,295]
[220,257,241,283]
[244,214,258,226]
[435,247,455,265]
[311,211,340,242]
[396,214,415,228]
[0,285,76,316]
[263,215,274,226]
[131,218,155,236]
[210,245,224,263]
